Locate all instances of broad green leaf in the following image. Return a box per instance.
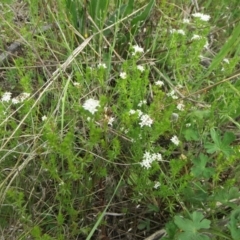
[204,141,220,154]
[222,131,236,145]
[183,128,200,141]
[204,129,235,156]
[174,212,210,237]
[210,128,221,146]
[229,187,240,199]
[190,110,211,120]
[211,187,240,206]
[191,212,210,229]
[183,183,209,205]
[228,208,240,240]
[191,154,215,179]
[174,216,194,232]
[178,232,210,240]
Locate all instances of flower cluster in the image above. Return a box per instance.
[183,18,190,24]
[1,92,30,104]
[137,65,144,72]
[192,12,211,22]
[132,45,144,56]
[137,100,147,107]
[1,92,12,102]
[82,98,100,114]
[107,116,115,126]
[170,29,185,35]
[42,115,47,121]
[167,90,178,99]
[191,34,202,40]
[97,63,107,69]
[120,72,127,79]
[73,82,81,87]
[155,80,164,87]
[171,135,180,146]
[139,114,153,127]
[154,181,161,189]
[177,102,185,111]
[129,108,153,128]
[140,151,162,169]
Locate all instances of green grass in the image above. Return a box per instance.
[0,0,240,239]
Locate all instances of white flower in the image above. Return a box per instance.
[172,95,178,99]
[139,114,153,127]
[204,40,209,49]
[191,34,201,40]
[132,45,144,55]
[176,29,185,35]
[155,80,164,87]
[82,98,100,114]
[167,90,175,97]
[59,181,64,186]
[120,72,127,79]
[137,65,145,72]
[73,82,81,87]
[140,151,162,169]
[152,153,162,161]
[140,159,151,169]
[42,115,47,121]
[223,58,230,64]
[177,102,185,111]
[154,182,161,189]
[192,13,211,21]
[120,127,129,134]
[1,92,12,102]
[19,92,30,101]
[97,63,107,69]
[129,109,136,115]
[186,123,191,127]
[138,100,147,107]
[170,29,185,35]
[11,92,30,104]
[171,135,180,146]
[167,90,178,99]
[140,151,152,169]
[136,109,143,117]
[183,18,190,24]
[12,98,20,104]
[107,117,115,126]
